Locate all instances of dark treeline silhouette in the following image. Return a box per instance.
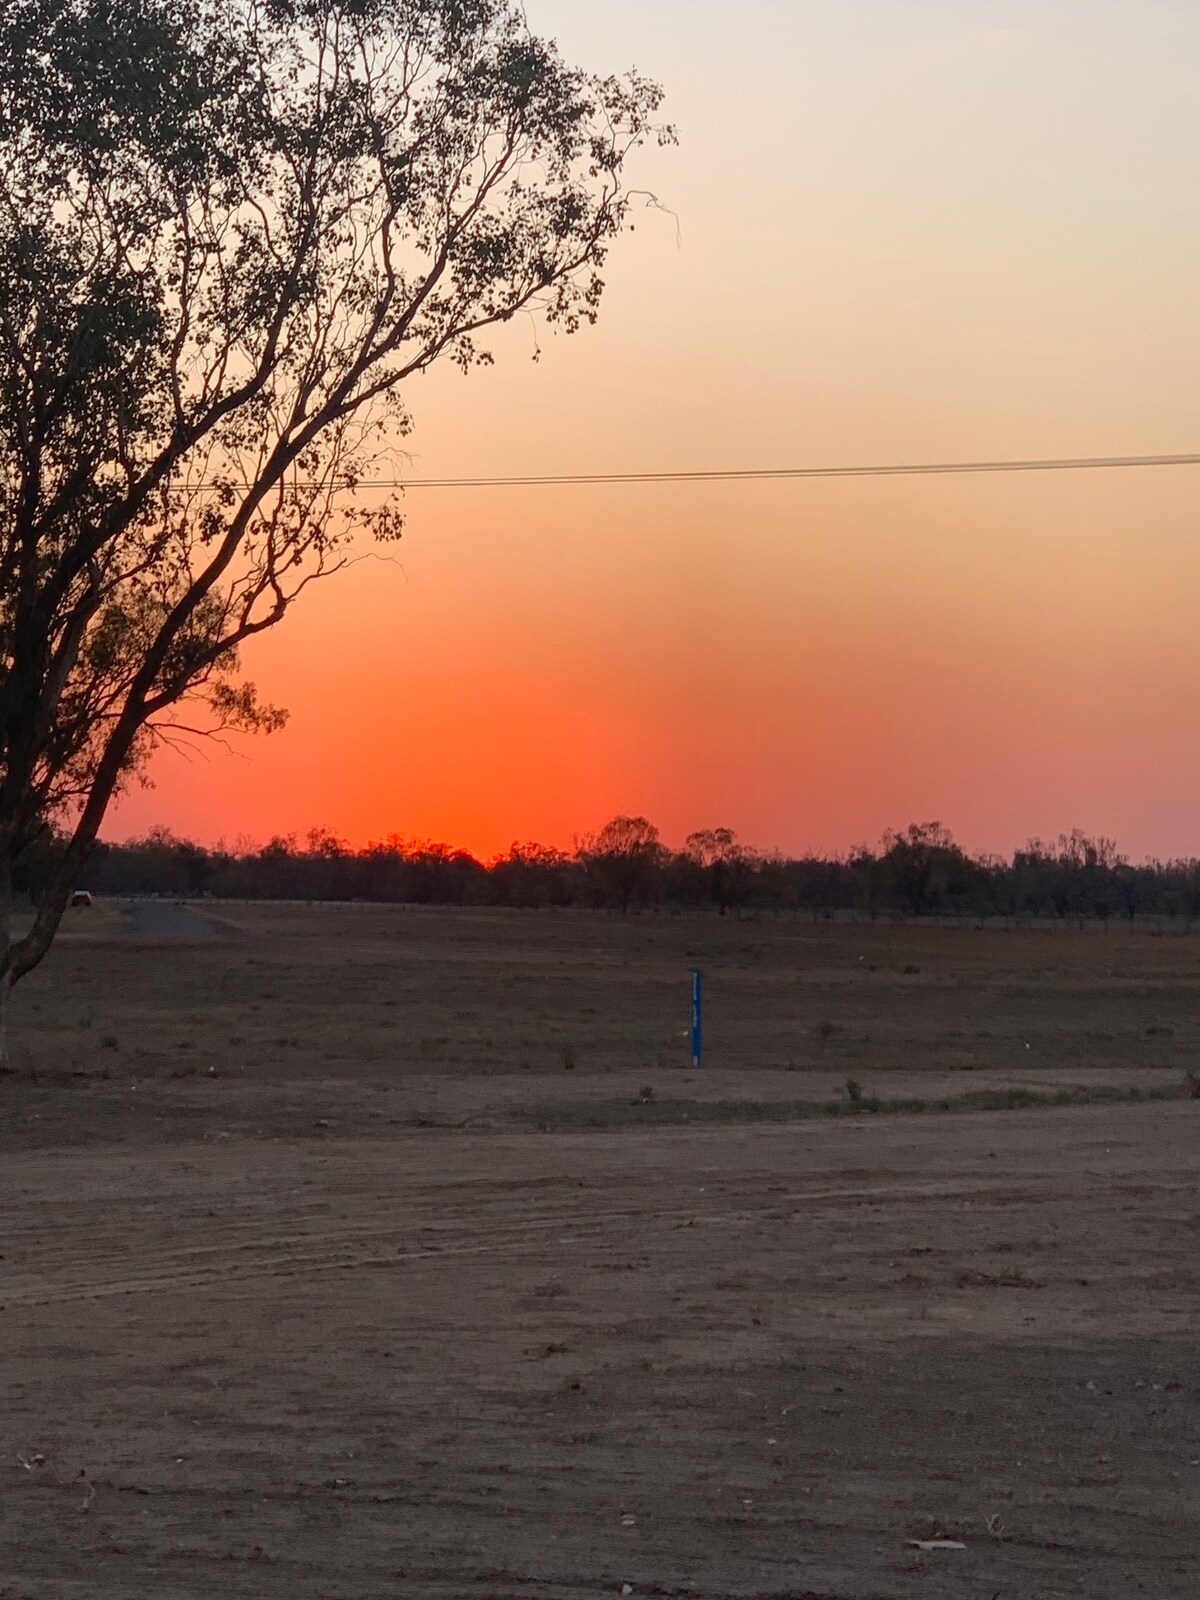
[17,817,1200,926]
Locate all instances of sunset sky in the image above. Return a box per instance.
[112,0,1200,862]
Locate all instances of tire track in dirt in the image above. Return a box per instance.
[1,1175,1075,1308]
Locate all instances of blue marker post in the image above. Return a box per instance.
[691,968,703,1067]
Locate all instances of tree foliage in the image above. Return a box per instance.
[577,814,665,911]
[685,826,759,914]
[0,0,668,984]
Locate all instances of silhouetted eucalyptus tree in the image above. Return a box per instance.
[685,826,758,915]
[0,0,667,1023]
[579,815,665,911]
[876,822,956,917]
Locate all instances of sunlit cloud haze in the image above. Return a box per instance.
[112,0,1200,861]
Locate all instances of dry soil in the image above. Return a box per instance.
[2,903,1198,1598]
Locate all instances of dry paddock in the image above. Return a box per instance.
[1,901,1198,1599]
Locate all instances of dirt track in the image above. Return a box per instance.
[121,901,215,940]
[2,905,1199,1597]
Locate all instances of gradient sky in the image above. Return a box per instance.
[112,1,1200,861]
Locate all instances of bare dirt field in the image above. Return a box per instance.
[2,903,1199,1598]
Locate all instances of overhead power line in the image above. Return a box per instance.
[392,451,1200,489]
[202,450,1200,492]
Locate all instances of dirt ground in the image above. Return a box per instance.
[2,902,1199,1598]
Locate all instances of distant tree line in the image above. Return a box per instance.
[16,817,1200,925]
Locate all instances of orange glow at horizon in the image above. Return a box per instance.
[110,3,1200,863]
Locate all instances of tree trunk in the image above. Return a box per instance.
[0,971,11,1073]
[0,863,11,1071]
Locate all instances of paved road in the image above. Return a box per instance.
[122,901,215,939]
